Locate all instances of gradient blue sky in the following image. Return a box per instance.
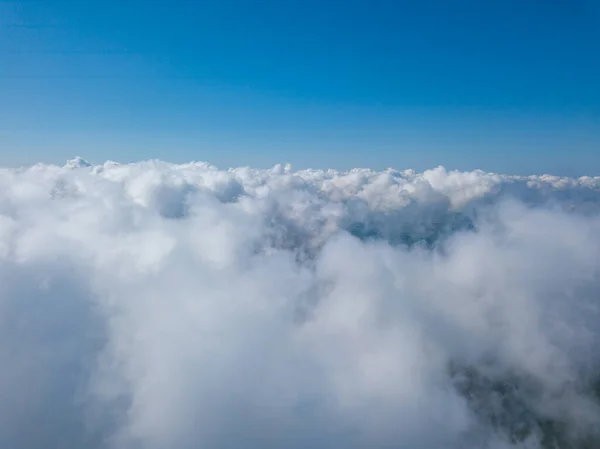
[1,0,599,174]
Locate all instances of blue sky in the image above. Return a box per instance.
[1,0,599,174]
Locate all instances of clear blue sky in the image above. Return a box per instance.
[1,0,599,174]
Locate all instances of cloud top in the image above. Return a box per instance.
[1,159,600,449]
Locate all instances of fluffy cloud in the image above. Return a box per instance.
[0,158,599,448]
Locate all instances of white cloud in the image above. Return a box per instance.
[0,157,599,448]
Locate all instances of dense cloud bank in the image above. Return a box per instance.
[1,158,600,449]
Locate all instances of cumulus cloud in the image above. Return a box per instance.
[0,157,599,448]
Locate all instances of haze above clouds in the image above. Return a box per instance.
[1,158,600,448]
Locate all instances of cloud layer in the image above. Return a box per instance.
[1,158,600,449]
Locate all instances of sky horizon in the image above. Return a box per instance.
[1,0,599,175]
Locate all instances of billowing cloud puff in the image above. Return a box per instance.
[0,158,599,448]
